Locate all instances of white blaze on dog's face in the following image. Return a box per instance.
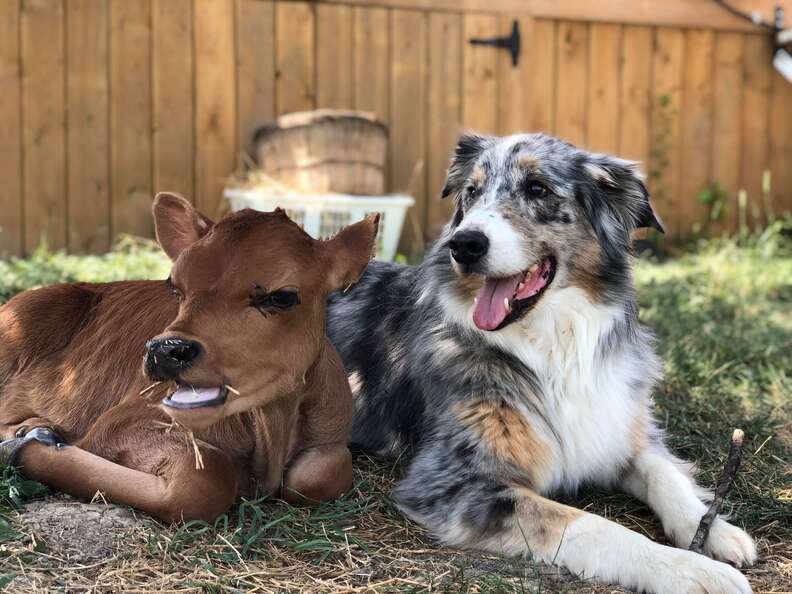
[440,133,663,332]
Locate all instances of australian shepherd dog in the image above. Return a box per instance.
[328,133,756,593]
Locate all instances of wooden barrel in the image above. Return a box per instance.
[253,109,388,195]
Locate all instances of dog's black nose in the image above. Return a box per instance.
[144,336,203,381]
[449,230,489,265]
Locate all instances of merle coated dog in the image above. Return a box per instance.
[328,133,756,594]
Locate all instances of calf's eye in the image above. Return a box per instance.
[269,289,300,309]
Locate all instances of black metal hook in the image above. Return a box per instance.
[469,20,521,67]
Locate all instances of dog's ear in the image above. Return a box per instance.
[577,156,663,258]
[152,192,215,261]
[441,133,494,199]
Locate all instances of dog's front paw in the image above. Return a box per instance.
[661,550,753,594]
[703,518,757,568]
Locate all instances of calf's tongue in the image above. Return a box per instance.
[167,386,222,407]
[473,273,522,331]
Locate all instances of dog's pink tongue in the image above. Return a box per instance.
[473,273,522,331]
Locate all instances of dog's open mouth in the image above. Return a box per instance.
[472,256,556,331]
[162,384,228,409]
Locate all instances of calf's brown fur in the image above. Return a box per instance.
[0,193,378,522]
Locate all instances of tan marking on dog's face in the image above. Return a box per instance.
[454,399,552,487]
[564,231,606,300]
[470,164,487,188]
[517,153,539,171]
[628,407,649,459]
[511,486,583,552]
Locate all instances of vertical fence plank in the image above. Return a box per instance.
[740,34,772,226]
[462,14,499,134]
[679,29,714,236]
[651,28,684,237]
[587,23,621,153]
[237,0,275,157]
[527,19,555,133]
[317,4,353,109]
[556,21,588,146]
[711,32,744,232]
[195,0,236,218]
[353,6,389,123]
[427,11,461,236]
[498,15,533,135]
[22,0,66,253]
[390,9,427,256]
[770,68,792,217]
[67,0,109,254]
[619,26,652,168]
[0,1,22,257]
[110,0,152,239]
[153,0,194,200]
[276,1,315,115]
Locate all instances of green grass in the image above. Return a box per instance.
[0,225,789,592]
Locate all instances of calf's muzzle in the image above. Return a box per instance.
[145,336,203,381]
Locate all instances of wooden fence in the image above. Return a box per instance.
[0,0,791,257]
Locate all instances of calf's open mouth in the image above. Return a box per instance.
[162,384,229,410]
[472,256,556,331]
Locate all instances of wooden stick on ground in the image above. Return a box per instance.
[689,428,745,554]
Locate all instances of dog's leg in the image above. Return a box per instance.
[621,443,757,567]
[1,418,237,523]
[395,449,752,594]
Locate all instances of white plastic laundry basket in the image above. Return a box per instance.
[224,188,414,262]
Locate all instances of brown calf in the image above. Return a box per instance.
[0,193,378,522]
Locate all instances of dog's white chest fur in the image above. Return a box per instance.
[487,288,648,493]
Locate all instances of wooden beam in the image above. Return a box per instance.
[317,0,766,31]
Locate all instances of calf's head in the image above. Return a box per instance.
[144,193,378,429]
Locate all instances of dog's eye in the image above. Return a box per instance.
[525,181,548,198]
[465,185,479,199]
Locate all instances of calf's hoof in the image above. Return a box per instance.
[0,426,67,467]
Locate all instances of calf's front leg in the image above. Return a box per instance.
[1,420,237,523]
[282,443,353,505]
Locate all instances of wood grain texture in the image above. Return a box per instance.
[352,6,389,122]
[497,15,533,135]
[67,0,110,253]
[22,0,66,252]
[618,25,652,167]
[769,69,792,216]
[110,0,152,239]
[556,21,588,146]
[316,3,353,109]
[587,23,621,153]
[740,34,772,226]
[322,0,766,30]
[276,1,315,115]
[0,0,22,256]
[651,28,684,237]
[236,0,275,157]
[427,11,462,236]
[153,0,194,200]
[390,9,427,256]
[679,29,715,235]
[195,0,236,218]
[527,19,556,134]
[711,32,744,232]
[462,14,499,134]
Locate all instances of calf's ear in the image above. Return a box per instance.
[322,214,380,292]
[152,193,215,261]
